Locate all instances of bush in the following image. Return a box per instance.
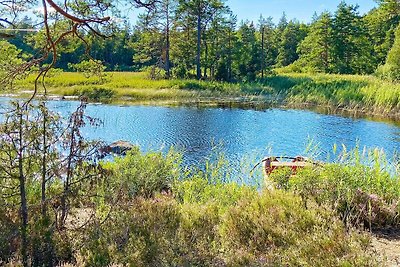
[269,156,400,229]
[77,186,378,266]
[68,60,106,79]
[221,190,377,266]
[103,147,181,199]
[74,87,115,103]
[0,208,18,262]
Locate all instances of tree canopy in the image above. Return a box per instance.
[1,0,399,83]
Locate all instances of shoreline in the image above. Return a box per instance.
[5,70,400,122]
[3,91,400,124]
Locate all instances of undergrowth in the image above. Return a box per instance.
[1,146,390,266]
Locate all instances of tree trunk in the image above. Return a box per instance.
[18,112,29,267]
[41,111,47,218]
[165,1,171,79]
[60,126,75,228]
[261,26,265,79]
[196,12,201,80]
[228,30,232,81]
[166,27,171,79]
[203,38,208,78]
[41,108,54,266]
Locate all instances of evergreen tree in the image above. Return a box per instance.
[297,12,333,72]
[213,13,237,81]
[132,16,165,71]
[276,20,307,67]
[135,0,177,77]
[332,2,375,74]
[171,6,197,78]
[234,21,262,81]
[377,24,400,81]
[259,15,277,77]
[365,0,400,67]
[177,0,227,80]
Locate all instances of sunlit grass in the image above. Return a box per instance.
[273,71,400,114]
[11,71,400,116]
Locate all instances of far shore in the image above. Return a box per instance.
[6,71,400,121]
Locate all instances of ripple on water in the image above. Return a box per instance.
[0,97,400,171]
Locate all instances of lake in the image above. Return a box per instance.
[1,98,400,174]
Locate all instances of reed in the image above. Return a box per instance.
[12,71,400,117]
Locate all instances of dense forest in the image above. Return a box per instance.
[3,0,400,82]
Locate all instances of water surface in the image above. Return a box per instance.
[1,98,400,172]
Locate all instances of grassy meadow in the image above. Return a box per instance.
[11,71,400,118]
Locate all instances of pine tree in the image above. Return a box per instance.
[259,15,277,77]
[235,21,261,81]
[297,12,333,72]
[332,2,375,74]
[276,20,307,67]
[365,0,400,66]
[378,24,400,81]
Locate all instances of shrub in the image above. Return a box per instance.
[77,187,378,266]
[103,147,181,199]
[68,60,106,79]
[220,190,377,266]
[270,157,400,229]
[0,208,18,262]
[74,87,115,103]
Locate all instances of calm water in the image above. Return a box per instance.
[1,98,400,171]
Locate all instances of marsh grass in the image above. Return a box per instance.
[270,72,400,115]
[14,72,248,102]
[11,70,400,116]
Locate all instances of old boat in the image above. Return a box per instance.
[262,156,315,177]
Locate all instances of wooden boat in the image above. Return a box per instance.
[262,156,315,177]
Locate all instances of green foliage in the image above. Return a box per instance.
[377,25,400,81]
[235,22,262,81]
[0,40,30,88]
[103,147,181,198]
[81,182,378,266]
[331,2,375,74]
[68,59,107,79]
[269,148,400,229]
[220,190,376,266]
[1,138,391,266]
[276,20,307,67]
[74,87,115,103]
[5,0,400,80]
[297,12,334,73]
[364,0,400,66]
[0,101,104,265]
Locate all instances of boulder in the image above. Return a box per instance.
[100,140,134,156]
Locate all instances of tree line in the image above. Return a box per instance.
[3,0,400,82]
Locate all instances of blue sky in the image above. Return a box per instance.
[127,0,377,25]
[227,0,377,23]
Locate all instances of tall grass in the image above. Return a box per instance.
[269,146,400,230]
[270,72,400,115]
[2,144,395,266]
[81,147,381,266]
[11,71,400,116]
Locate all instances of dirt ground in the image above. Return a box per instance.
[371,229,400,266]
